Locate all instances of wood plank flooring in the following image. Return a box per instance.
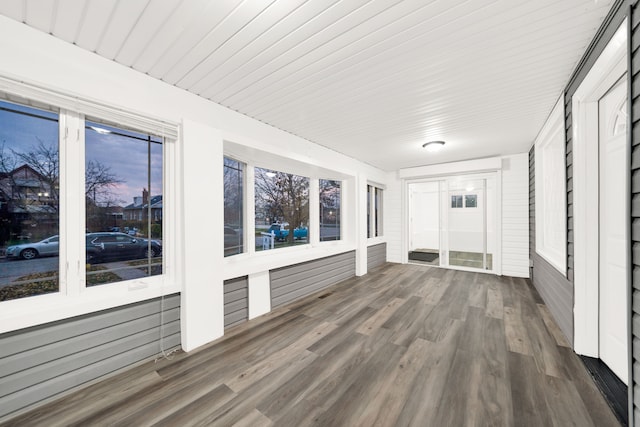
[1,264,621,427]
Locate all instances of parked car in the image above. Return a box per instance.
[267,223,308,241]
[86,232,161,262]
[6,235,60,260]
[6,233,162,262]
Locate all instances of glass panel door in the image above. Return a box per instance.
[445,175,495,271]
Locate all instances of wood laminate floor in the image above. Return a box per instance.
[2,264,621,427]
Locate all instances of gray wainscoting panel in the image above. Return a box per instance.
[224,276,248,329]
[631,1,640,423]
[0,294,181,421]
[367,243,387,271]
[529,146,574,346]
[270,251,355,308]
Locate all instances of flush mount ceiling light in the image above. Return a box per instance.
[422,140,445,152]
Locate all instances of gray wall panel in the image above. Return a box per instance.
[367,243,387,271]
[0,294,181,420]
[224,276,248,329]
[270,251,355,308]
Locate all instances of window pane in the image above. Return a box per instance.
[255,167,309,251]
[451,195,463,208]
[0,100,60,301]
[465,194,477,208]
[375,187,383,237]
[319,179,341,241]
[85,121,163,286]
[224,157,244,256]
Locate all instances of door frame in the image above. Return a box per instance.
[572,19,629,368]
[402,171,501,274]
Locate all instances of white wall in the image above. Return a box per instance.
[0,17,388,349]
[385,172,403,263]
[501,154,530,277]
[408,182,440,251]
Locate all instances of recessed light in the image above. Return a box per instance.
[422,140,445,152]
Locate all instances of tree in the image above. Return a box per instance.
[255,168,309,244]
[223,158,243,227]
[0,140,124,239]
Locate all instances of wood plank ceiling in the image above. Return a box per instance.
[0,0,614,171]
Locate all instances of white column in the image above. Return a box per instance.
[180,119,224,352]
[248,271,271,319]
[356,173,368,276]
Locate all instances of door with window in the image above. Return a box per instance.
[598,76,628,383]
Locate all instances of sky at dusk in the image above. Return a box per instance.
[0,100,162,207]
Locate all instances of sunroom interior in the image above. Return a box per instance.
[0,0,638,425]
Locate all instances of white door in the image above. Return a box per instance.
[408,182,440,253]
[598,76,628,384]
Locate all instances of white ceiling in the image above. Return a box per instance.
[0,0,615,171]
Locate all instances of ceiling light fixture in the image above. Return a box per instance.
[422,140,445,152]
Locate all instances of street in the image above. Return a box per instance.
[0,257,59,287]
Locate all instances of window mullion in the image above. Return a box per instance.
[60,110,85,296]
[309,179,319,245]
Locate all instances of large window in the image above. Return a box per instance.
[85,121,163,286]
[224,157,244,256]
[0,89,173,304]
[0,100,60,301]
[535,96,566,274]
[319,179,341,241]
[368,184,383,238]
[255,167,309,251]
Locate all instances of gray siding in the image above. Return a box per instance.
[529,145,574,345]
[367,243,387,271]
[270,251,356,308]
[631,1,640,424]
[530,0,628,350]
[224,276,248,329]
[0,293,181,421]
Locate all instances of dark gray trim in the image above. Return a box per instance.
[270,251,355,308]
[627,1,640,425]
[224,276,248,329]
[367,243,387,271]
[0,293,181,421]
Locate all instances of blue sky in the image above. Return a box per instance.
[0,100,162,206]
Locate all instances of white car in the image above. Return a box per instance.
[6,236,59,260]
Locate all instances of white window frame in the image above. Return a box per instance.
[367,183,385,240]
[534,94,567,275]
[0,79,180,334]
[222,140,355,280]
[319,178,343,243]
[223,155,247,257]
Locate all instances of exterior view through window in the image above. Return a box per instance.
[368,184,383,238]
[255,167,309,251]
[85,121,163,286]
[319,179,341,241]
[0,100,60,301]
[375,187,383,237]
[224,157,244,256]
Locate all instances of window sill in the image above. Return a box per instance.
[222,241,356,280]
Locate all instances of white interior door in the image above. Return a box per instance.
[598,76,628,384]
[408,182,440,252]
